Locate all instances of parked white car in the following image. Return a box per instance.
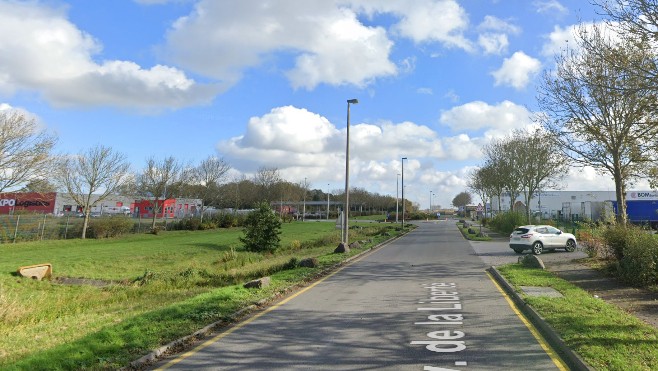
[509,225,577,255]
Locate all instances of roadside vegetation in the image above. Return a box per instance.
[0,221,404,369]
[497,264,658,370]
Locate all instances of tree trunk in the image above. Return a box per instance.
[82,212,90,239]
[613,167,627,225]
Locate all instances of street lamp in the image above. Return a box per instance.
[343,98,358,245]
[430,191,433,213]
[302,177,306,222]
[396,174,400,223]
[401,157,407,228]
[326,184,330,220]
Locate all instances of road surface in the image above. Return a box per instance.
[154,220,563,370]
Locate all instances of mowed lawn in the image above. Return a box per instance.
[0,222,399,369]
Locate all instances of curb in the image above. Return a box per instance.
[125,229,411,370]
[487,266,593,371]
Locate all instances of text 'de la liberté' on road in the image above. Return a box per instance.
[411,282,467,371]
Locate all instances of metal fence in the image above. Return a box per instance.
[0,214,186,243]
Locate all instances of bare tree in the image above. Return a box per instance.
[482,138,524,211]
[254,166,281,202]
[136,156,182,229]
[55,145,130,238]
[537,24,658,224]
[188,156,231,221]
[512,129,569,222]
[0,111,56,192]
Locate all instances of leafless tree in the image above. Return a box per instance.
[537,24,658,224]
[136,156,182,229]
[187,156,231,221]
[55,145,130,238]
[0,111,56,192]
[254,166,281,202]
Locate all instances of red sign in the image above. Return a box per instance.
[0,192,57,214]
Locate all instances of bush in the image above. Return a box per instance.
[578,230,612,259]
[617,228,658,287]
[602,224,635,260]
[488,212,525,235]
[87,217,135,238]
[240,202,282,253]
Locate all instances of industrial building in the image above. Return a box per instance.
[0,192,202,218]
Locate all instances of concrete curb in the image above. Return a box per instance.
[125,228,411,370]
[487,266,593,371]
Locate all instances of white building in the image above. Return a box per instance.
[490,190,632,221]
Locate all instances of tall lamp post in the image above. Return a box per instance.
[396,174,400,223]
[327,184,330,220]
[401,157,407,228]
[429,191,433,213]
[302,177,307,222]
[343,98,359,245]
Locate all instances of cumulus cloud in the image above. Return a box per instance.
[491,51,542,89]
[0,1,216,109]
[478,33,509,55]
[439,100,534,133]
[217,105,494,194]
[164,0,476,90]
[165,1,397,90]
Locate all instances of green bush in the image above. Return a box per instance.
[617,228,658,287]
[488,212,525,235]
[602,224,635,260]
[240,202,282,253]
[87,217,135,238]
[214,213,242,228]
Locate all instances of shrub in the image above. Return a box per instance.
[617,228,658,287]
[602,224,635,260]
[87,217,135,238]
[488,212,525,235]
[240,202,282,253]
[578,230,613,259]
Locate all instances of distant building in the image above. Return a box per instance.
[0,192,201,218]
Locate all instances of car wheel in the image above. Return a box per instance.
[532,241,543,255]
[565,239,576,252]
[512,248,523,254]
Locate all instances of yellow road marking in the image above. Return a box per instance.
[486,271,568,371]
[156,241,390,370]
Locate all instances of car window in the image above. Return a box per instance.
[513,228,529,234]
[546,227,560,234]
[535,227,547,234]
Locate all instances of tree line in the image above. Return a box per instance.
[0,110,414,238]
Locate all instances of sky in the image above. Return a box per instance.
[0,0,637,210]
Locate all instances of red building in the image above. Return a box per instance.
[133,198,177,218]
[0,192,57,214]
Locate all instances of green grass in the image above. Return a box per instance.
[497,264,658,370]
[0,222,402,369]
[456,222,492,241]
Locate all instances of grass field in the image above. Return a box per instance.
[0,221,405,369]
[497,264,658,370]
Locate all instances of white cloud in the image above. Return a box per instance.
[0,1,216,109]
[533,0,568,16]
[477,15,521,35]
[166,1,397,90]
[440,100,534,132]
[478,33,509,55]
[417,87,433,95]
[164,0,477,90]
[491,51,542,89]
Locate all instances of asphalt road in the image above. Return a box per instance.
[154,220,563,370]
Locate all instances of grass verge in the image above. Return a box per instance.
[456,222,491,241]
[497,264,658,371]
[1,222,404,369]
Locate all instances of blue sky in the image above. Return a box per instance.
[0,0,624,209]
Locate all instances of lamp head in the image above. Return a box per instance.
[347,99,359,104]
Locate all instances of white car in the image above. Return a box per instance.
[509,225,577,255]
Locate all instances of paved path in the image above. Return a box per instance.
[153,220,562,370]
